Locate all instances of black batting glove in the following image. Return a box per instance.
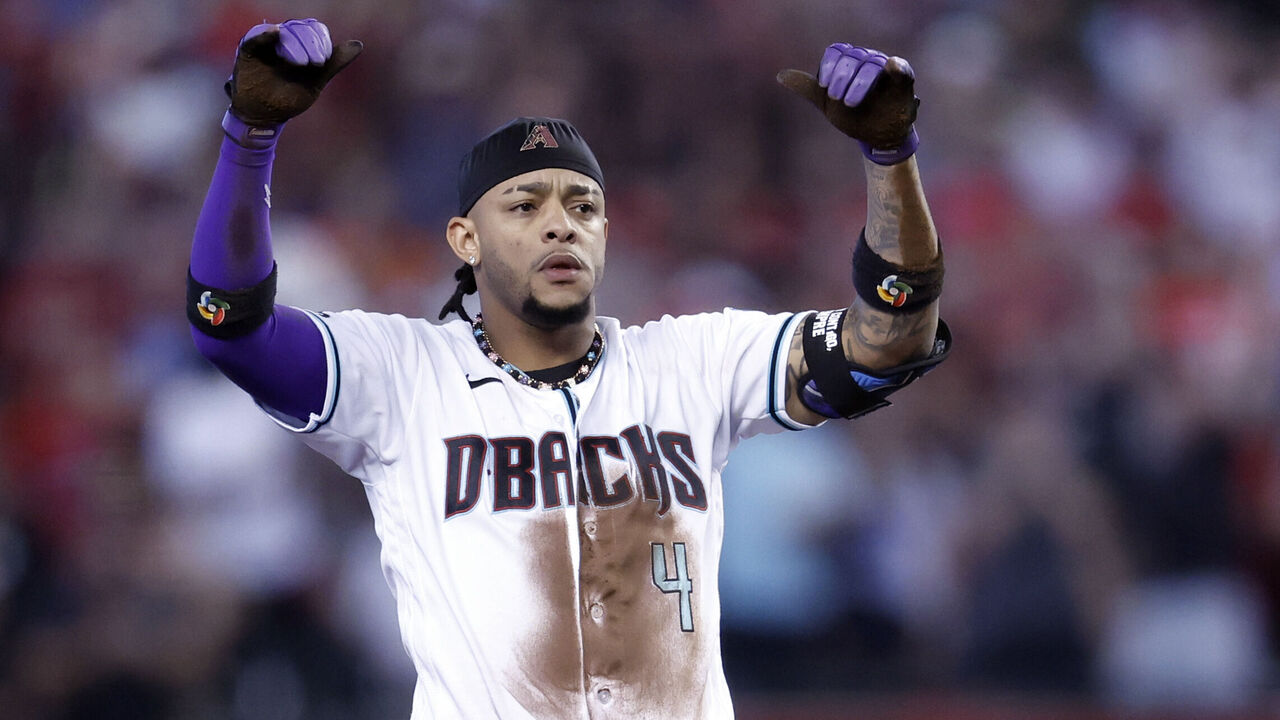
[225,18,363,128]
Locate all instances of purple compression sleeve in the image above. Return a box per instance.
[189,135,328,423]
[190,309,328,423]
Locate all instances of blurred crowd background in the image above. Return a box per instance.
[1,0,1279,718]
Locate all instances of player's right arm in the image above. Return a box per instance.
[188,20,361,424]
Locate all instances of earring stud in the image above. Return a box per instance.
[468,256,476,264]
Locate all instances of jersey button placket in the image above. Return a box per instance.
[562,386,610,709]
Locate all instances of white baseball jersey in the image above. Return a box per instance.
[261,307,817,719]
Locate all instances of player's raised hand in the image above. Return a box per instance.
[778,43,920,165]
[225,18,363,128]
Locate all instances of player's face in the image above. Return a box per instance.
[468,169,608,329]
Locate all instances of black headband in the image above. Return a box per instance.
[457,117,605,216]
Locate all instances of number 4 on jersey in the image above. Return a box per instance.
[651,542,694,632]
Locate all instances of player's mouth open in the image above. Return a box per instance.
[538,253,584,282]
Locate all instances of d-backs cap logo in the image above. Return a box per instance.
[519,123,559,151]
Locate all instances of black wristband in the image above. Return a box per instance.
[187,264,278,339]
[852,230,943,313]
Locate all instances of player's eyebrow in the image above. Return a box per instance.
[501,182,600,198]
[503,182,549,196]
[566,184,600,198]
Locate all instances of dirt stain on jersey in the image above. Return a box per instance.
[506,469,711,718]
[507,514,587,717]
[579,492,709,718]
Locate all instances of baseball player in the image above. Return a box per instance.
[188,18,949,719]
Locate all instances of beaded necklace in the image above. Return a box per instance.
[471,314,604,391]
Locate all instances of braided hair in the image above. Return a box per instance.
[438,263,477,322]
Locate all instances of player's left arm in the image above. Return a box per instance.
[778,44,949,425]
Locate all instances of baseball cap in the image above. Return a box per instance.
[457,117,605,216]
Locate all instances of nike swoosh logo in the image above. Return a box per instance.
[467,376,501,390]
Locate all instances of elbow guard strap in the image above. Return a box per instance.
[799,308,951,419]
[187,264,277,339]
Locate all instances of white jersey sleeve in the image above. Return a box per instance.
[623,308,820,446]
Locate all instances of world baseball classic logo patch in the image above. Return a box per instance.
[196,291,230,326]
[520,124,558,151]
[876,275,913,307]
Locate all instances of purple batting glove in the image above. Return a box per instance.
[271,19,333,66]
[779,43,921,165]
[222,18,362,146]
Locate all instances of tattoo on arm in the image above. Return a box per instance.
[865,163,903,255]
[862,157,938,266]
[851,158,941,369]
[843,297,937,367]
